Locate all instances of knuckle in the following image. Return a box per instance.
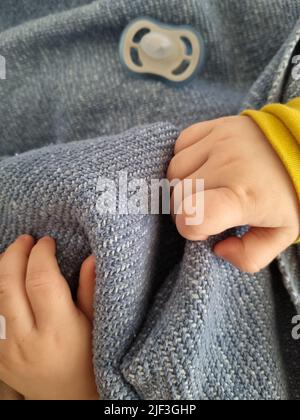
[216,186,239,206]
[214,134,235,148]
[209,141,228,158]
[179,125,194,138]
[211,126,233,143]
[232,184,256,210]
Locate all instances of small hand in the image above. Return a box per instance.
[168,116,300,273]
[0,235,98,400]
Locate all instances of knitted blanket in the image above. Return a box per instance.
[1,0,300,400]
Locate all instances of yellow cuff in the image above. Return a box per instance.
[242,99,300,243]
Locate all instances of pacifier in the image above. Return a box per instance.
[119,18,205,83]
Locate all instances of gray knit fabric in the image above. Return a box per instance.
[0,0,300,400]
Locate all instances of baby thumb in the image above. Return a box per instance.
[214,227,293,273]
[77,255,96,323]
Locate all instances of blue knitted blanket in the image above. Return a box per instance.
[1,0,300,400]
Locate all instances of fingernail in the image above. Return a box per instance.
[18,234,35,244]
[18,234,33,240]
[39,236,54,242]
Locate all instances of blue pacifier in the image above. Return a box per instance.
[119,18,205,83]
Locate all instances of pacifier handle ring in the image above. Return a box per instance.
[120,18,205,83]
[165,30,202,82]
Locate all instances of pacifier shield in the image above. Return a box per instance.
[119,18,205,83]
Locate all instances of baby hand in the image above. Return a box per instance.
[168,116,300,273]
[0,235,98,400]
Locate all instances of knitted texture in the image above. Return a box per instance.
[1,0,300,400]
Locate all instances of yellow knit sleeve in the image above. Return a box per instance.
[242,98,300,243]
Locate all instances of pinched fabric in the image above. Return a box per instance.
[0,0,300,400]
